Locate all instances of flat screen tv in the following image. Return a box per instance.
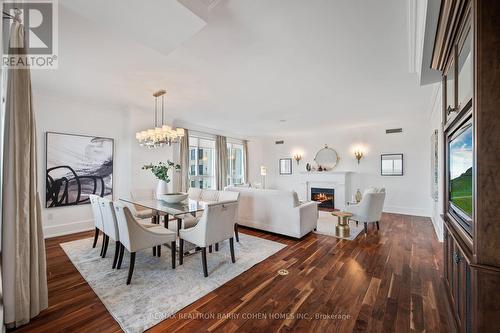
[448,119,473,234]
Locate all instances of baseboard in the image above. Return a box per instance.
[43,219,94,239]
[431,215,444,242]
[383,205,431,218]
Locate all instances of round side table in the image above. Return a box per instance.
[331,211,353,238]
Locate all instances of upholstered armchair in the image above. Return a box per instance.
[346,190,386,233]
[113,202,177,285]
[179,201,239,277]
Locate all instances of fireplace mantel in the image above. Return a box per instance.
[297,171,354,211]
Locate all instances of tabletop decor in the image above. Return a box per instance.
[142,161,180,198]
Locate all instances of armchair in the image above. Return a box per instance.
[346,191,386,234]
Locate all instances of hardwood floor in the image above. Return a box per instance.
[11,213,456,333]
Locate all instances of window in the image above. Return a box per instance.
[188,136,216,189]
[227,141,245,185]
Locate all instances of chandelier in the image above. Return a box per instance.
[135,89,185,148]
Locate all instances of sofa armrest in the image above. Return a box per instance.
[297,201,319,237]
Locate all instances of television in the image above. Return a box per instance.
[448,118,473,234]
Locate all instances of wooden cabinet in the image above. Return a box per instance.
[434,1,500,331]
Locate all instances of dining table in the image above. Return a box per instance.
[119,197,211,235]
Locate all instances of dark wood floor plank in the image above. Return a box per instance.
[10,213,456,333]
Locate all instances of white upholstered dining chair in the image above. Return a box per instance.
[113,202,177,285]
[98,197,122,268]
[89,194,105,253]
[179,201,239,277]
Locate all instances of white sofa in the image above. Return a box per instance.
[225,187,319,238]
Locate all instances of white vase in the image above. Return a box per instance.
[155,180,170,199]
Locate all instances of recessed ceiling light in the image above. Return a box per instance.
[279,119,287,123]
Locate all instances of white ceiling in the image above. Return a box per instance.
[32,0,435,137]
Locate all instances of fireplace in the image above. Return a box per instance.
[311,187,335,209]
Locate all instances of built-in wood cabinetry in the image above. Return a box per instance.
[433,1,500,332]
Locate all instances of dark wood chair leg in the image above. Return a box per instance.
[164,214,169,229]
[356,221,359,227]
[100,234,106,256]
[102,235,109,258]
[117,244,125,269]
[229,237,236,263]
[179,239,184,265]
[209,245,212,253]
[234,223,240,242]
[92,228,99,248]
[201,247,208,277]
[153,246,157,256]
[112,241,120,269]
[157,245,161,257]
[376,221,380,230]
[126,252,136,285]
[215,243,219,251]
[364,222,368,234]
[171,241,176,269]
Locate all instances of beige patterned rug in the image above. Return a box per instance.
[61,234,286,333]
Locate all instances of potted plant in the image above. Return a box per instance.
[142,161,181,198]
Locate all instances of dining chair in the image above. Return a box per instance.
[179,201,239,277]
[98,197,122,268]
[113,202,177,285]
[89,194,105,253]
[218,191,241,242]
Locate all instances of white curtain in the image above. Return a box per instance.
[179,129,189,192]
[2,20,48,327]
[215,136,227,190]
[243,140,249,184]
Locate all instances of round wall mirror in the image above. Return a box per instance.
[314,145,339,170]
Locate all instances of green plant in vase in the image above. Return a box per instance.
[142,161,181,198]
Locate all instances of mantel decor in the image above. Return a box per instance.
[313,145,339,171]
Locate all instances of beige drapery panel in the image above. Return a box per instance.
[215,136,227,190]
[243,140,249,184]
[179,129,190,192]
[2,20,48,327]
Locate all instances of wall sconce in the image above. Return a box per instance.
[354,149,364,164]
[293,154,302,164]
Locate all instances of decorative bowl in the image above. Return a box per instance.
[159,192,188,204]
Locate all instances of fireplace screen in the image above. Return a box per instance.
[311,187,335,209]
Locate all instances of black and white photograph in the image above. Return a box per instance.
[46,132,114,208]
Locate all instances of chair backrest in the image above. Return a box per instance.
[218,190,240,202]
[194,201,239,246]
[130,189,154,200]
[200,189,220,202]
[358,192,386,222]
[187,187,202,200]
[89,194,104,230]
[98,197,119,241]
[113,201,149,251]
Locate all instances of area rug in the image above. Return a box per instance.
[314,211,365,240]
[61,234,286,333]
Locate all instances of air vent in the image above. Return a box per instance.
[386,128,403,134]
[275,140,284,145]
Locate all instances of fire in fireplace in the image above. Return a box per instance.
[311,187,335,209]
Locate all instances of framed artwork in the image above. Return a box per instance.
[431,129,439,201]
[279,158,292,175]
[46,132,114,208]
[381,154,403,176]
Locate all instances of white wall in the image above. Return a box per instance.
[429,84,444,241]
[35,92,175,238]
[253,119,433,217]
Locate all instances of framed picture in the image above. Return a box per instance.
[279,158,292,175]
[46,132,114,208]
[381,154,403,176]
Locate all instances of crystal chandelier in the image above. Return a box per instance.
[135,89,185,148]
